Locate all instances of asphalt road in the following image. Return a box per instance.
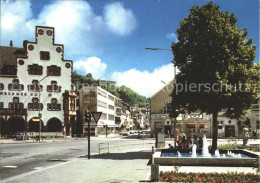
[0,135,155,181]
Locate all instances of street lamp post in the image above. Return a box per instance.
[38,74,50,142]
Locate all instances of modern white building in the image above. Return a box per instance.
[79,86,117,136]
[0,26,77,136]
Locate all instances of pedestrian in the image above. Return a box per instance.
[168,144,174,149]
[181,133,187,149]
[198,136,203,149]
[186,136,192,148]
[252,130,257,140]
[193,135,197,145]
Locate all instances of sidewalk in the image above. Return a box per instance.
[2,149,152,183]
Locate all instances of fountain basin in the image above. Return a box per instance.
[153,149,258,167]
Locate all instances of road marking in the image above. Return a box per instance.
[1,159,77,183]
[3,166,18,168]
[33,167,43,170]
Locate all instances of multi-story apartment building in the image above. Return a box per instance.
[114,97,122,130]
[79,86,116,136]
[0,26,77,136]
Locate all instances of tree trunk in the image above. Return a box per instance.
[212,111,218,150]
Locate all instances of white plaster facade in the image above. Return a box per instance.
[0,26,76,135]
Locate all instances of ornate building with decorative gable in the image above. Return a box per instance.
[0,26,77,136]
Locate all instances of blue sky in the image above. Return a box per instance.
[1,0,259,97]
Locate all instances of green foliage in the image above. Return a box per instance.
[227,136,238,146]
[169,1,259,149]
[72,71,146,107]
[218,144,238,150]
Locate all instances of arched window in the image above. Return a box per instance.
[47,81,61,92]
[9,97,23,109]
[28,80,43,92]
[28,98,43,111]
[47,98,61,111]
[8,79,24,91]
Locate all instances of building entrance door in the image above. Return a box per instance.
[225,125,235,137]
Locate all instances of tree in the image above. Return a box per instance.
[170,2,259,150]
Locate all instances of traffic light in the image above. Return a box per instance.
[85,109,91,122]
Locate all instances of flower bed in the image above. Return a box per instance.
[159,167,259,183]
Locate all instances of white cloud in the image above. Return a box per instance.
[74,57,107,79]
[104,2,137,36]
[1,0,34,45]
[1,0,137,56]
[111,64,176,97]
[166,32,178,42]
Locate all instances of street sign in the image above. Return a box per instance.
[32,118,40,122]
[92,112,102,124]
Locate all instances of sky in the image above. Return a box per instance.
[1,0,259,97]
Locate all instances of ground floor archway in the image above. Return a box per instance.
[8,117,26,134]
[47,118,62,132]
[0,117,7,135]
[28,118,44,132]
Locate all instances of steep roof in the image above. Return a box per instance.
[150,78,175,99]
[0,46,26,66]
[0,46,26,75]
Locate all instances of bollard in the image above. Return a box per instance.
[152,146,155,154]
[108,143,110,153]
[99,143,100,155]
[151,164,159,182]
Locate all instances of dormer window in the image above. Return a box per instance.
[40,51,50,60]
[8,79,24,91]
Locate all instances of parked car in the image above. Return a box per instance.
[16,132,30,140]
[122,130,130,136]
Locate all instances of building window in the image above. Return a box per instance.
[98,89,107,98]
[28,98,43,111]
[163,106,168,114]
[108,114,114,121]
[47,98,61,111]
[47,81,61,92]
[9,97,24,109]
[28,80,43,92]
[47,65,61,76]
[100,113,107,120]
[0,102,3,109]
[98,100,107,108]
[28,64,43,75]
[70,99,75,111]
[108,95,114,101]
[257,121,260,130]
[108,105,114,110]
[8,79,24,91]
[40,51,50,60]
[0,83,4,90]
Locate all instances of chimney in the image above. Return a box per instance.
[10,40,13,47]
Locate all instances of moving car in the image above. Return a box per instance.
[122,130,130,136]
[16,132,30,140]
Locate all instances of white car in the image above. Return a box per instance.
[122,130,130,136]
